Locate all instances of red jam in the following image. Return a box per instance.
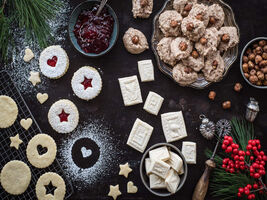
[58,109,69,122]
[81,77,93,90]
[47,56,58,67]
[73,5,114,54]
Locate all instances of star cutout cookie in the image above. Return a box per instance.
[28,71,41,86]
[10,134,23,149]
[108,184,121,200]
[119,162,132,178]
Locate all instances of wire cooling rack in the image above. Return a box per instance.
[0,70,74,199]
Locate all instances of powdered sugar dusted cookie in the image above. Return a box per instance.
[143,91,164,116]
[39,45,69,79]
[202,52,225,82]
[159,10,182,37]
[173,0,197,17]
[170,37,193,60]
[181,17,205,42]
[208,4,225,29]
[182,141,196,164]
[218,26,239,52]
[188,3,209,27]
[138,60,154,82]
[71,66,102,101]
[156,37,177,66]
[172,63,198,86]
[132,0,153,18]
[182,49,204,72]
[48,99,79,133]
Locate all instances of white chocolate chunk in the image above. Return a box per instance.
[143,91,164,116]
[145,158,151,175]
[166,151,183,172]
[149,146,170,161]
[148,159,170,179]
[161,111,187,143]
[127,118,153,153]
[165,169,180,194]
[182,141,197,164]
[118,75,143,106]
[138,60,154,82]
[23,48,34,62]
[149,174,166,189]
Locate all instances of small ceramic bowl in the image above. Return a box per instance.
[68,0,119,57]
[240,37,267,89]
[140,143,188,197]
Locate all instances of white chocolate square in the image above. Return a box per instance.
[161,111,187,143]
[118,75,143,106]
[143,91,164,116]
[182,141,197,164]
[145,158,151,174]
[138,60,154,82]
[148,159,170,179]
[149,174,166,189]
[166,151,183,172]
[149,146,170,161]
[165,169,180,194]
[127,118,153,153]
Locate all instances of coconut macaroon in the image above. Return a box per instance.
[123,28,149,54]
[182,49,205,72]
[157,37,177,66]
[159,10,183,37]
[188,3,209,27]
[181,17,205,42]
[208,4,225,29]
[195,27,220,56]
[202,52,225,82]
[171,37,193,60]
[218,26,239,52]
[173,0,197,17]
[173,63,198,86]
[132,0,153,18]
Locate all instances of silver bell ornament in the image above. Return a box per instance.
[199,115,216,140]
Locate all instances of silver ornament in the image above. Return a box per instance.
[199,115,215,140]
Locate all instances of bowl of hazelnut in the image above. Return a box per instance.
[241,37,267,89]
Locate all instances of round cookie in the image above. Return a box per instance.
[132,0,153,18]
[159,10,183,37]
[71,66,102,101]
[218,26,239,52]
[26,133,57,168]
[170,37,193,60]
[181,16,205,42]
[36,172,66,200]
[182,50,204,72]
[48,99,79,134]
[208,4,225,29]
[0,160,31,195]
[39,45,69,79]
[173,0,197,17]
[188,3,209,27]
[123,28,149,54]
[173,63,198,86]
[156,37,177,66]
[0,95,18,128]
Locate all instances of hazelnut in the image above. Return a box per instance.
[131,35,139,44]
[200,37,207,45]
[222,101,231,109]
[253,43,259,49]
[244,73,250,79]
[248,61,254,69]
[257,71,264,80]
[246,48,252,55]
[212,60,218,69]
[255,65,260,71]
[179,42,188,51]
[182,10,189,17]
[234,83,242,92]
[255,46,263,55]
[208,91,216,100]
[242,63,249,72]
[263,45,267,53]
[170,20,179,28]
[255,55,263,64]
[256,81,262,86]
[184,3,193,11]
[259,40,266,47]
[249,75,258,84]
[196,13,203,21]
[261,67,267,73]
[250,69,256,76]
[262,52,267,60]
[140,0,148,7]
[242,56,249,63]
[184,67,193,73]
[259,60,267,67]
[209,16,216,25]
[221,34,230,43]
[248,53,255,61]
[191,50,199,59]
[186,23,194,31]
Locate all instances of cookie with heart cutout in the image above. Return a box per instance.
[39,45,69,79]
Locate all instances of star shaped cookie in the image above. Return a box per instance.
[108,184,121,200]
[28,71,41,86]
[119,162,132,178]
[10,134,23,149]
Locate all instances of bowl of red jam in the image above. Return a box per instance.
[68,0,119,57]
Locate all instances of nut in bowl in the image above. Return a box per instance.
[140,143,188,197]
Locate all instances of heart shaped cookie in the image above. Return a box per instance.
[23,48,34,62]
[127,181,138,193]
[37,93,48,104]
[20,118,33,130]
[81,147,92,158]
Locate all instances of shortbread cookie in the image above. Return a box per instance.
[172,63,198,86]
[149,174,166,189]
[138,60,154,82]
[145,158,151,174]
[28,71,41,86]
[170,37,193,60]
[0,95,18,128]
[149,146,170,161]
[143,91,164,116]
[36,93,48,104]
[159,10,183,37]
[182,141,196,164]
[20,118,33,130]
[147,159,170,179]
[123,28,149,54]
[166,151,183,172]
[202,52,225,82]
[188,3,209,27]
[181,17,205,42]
[182,50,204,72]
[10,134,23,149]
[156,37,177,66]
[39,45,69,79]
[132,0,153,18]
[118,75,143,106]
[208,4,225,29]
[127,181,138,193]
[218,26,239,52]
[108,184,121,200]
[0,160,31,195]
[23,48,34,62]
[26,133,57,168]
[48,99,79,133]
[71,66,102,101]
[173,0,197,17]
[36,172,66,200]
[165,169,180,193]
[119,162,132,178]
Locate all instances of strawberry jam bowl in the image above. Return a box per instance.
[68,0,119,57]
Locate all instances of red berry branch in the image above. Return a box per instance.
[221,135,267,199]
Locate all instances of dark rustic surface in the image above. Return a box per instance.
[4,0,267,199]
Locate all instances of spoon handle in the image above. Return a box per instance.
[96,0,108,16]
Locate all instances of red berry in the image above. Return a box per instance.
[238,188,244,193]
[250,172,254,177]
[234,155,239,160]
[226,146,232,153]
[253,183,258,189]
[252,146,257,151]
[222,164,226,168]
[239,156,244,161]
[260,170,265,175]
[254,173,260,179]
[250,167,255,173]
[247,184,252,189]
[257,144,261,149]
[240,161,245,166]
[247,144,252,150]
[251,141,256,146]
[258,155,262,160]
[223,140,229,145]
[263,155,267,161]
[252,163,259,169]
[250,194,255,199]
[248,140,252,144]
[228,137,233,143]
[222,144,227,149]
[240,165,245,170]
[260,161,265,166]
[256,139,260,145]
[229,168,235,173]
[260,151,265,156]
[244,189,250,195]
[233,149,238,154]
[254,150,259,156]
[237,192,242,197]
[235,164,239,169]
[246,151,251,156]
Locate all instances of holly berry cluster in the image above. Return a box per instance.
[238,182,266,199]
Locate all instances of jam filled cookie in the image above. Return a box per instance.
[156,37,177,66]
[181,17,205,42]
[71,66,102,101]
[182,49,204,72]
[173,63,198,86]
[48,99,79,134]
[170,37,193,60]
[39,45,69,79]
[159,10,183,37]
[0,95,18,128]
[173,0,197,17]
[208,4,225,29]
[218,26,239,52]
[132,0,153,19]
[188,3,209,27]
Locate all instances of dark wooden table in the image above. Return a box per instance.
[7,0,267,199]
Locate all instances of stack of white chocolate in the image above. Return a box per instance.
[145,146,184,194]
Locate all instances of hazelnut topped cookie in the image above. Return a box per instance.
[182,49,205,72]
[208,4,225,29]
[132,0,153,18]
[157,37,177,67]
[172,63,198,86]
[218,26,239,52]
[159,10,183,37]
[170,37,193,60]
[181,16,205,42]
[173,0,197,17]
[188,3,209,27]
